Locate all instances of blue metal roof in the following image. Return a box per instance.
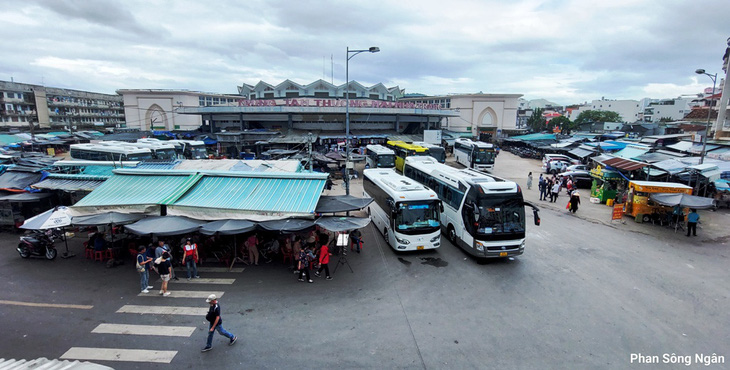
[74,173,194,207]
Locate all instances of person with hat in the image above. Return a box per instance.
[182,238,200,280]
[202,294,237,352]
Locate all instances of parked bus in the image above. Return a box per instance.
[137,138,208,159]
[386,140,430,172]
[130,142,178,160]
[412,141,446,163]
[453,138,496,172]
[403,156,540,259]
[363,168,442,251]
[70,143,153,162]
[365,144,396,169]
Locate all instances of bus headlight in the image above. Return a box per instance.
[395,236,410,245]
[430,235,440,243]
[475,242,484,252]
[520,240,526,250]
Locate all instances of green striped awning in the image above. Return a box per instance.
[172,175,325,214]
[74,173,196,207]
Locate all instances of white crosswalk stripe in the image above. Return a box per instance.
[174,267,245,273]
[117,304,208,316]
[166,278,236,285]
[61,347,177,363]
[92,323,196,337]
[137,290,225,298]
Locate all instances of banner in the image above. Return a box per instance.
[611,203,624,220]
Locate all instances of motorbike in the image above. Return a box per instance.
[17,231,58,260]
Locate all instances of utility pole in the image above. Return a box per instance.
[307,132,313,171]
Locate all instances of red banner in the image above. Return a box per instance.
[612,203,624,220]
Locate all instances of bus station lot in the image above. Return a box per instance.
[0,152,728,369]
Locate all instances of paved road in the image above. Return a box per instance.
[0,153,728,369]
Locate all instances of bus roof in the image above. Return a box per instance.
[365,144,395,155]
[412,142,443,151]
[364,168,438,201]
[387,141,429,152]
[455,138,493,149]
[404,156,516,193]
[71,143,152,154]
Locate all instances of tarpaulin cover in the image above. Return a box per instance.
[258,218,315,232]
[314,216,371,232]
[0,192,51,202]
[72,212,146,226]
[649,193,715,209]
[0,171,42,191]
[125,216,206,236]
[315,195,373,213]
[200,219,256,235]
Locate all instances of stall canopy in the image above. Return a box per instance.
[0,192,52,202]
[314,216,371,232]
[125,216,206,236]
[32,177,106,192]
[0,170,44,192]
[649,193,715,209]
[258,218,315,232]
[20,206,73,230]
[72,212,146,226]
[568,147,594,159]
[315,195,373,213]
[199,219,256,235]
[601,157,648,172]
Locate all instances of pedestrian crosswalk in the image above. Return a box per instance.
[59,268,238,365]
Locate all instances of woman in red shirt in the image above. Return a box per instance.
[314,235,332,280]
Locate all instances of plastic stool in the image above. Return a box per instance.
[94,251,104,261]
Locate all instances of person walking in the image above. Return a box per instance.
[551,181,560,203]
[686,209,699,237]
[245,233,259,265]
[538,175,546,201]
[297,246,313,283]
[182,238,200,279]
[136,246,154,293]
[156,252,172,296]
[201,294,237,352]
[527,172,533,190]
[314,235,332,280]
[569,190,581,213]
[155,240,178,281]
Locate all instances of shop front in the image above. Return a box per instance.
[590,165,625,204]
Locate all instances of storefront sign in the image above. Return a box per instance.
[631,183,692,194]
[237,98,442,110]
[611,203,624,220]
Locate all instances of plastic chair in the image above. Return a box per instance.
[281,249,293,264]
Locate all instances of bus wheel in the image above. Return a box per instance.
[447,225,457,245]
[383,228,390,247]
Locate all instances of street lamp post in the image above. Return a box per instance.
[345,46,380,195]
[695,69,717,165]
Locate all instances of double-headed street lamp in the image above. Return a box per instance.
[345,46,380,195]
[695,68,717,165]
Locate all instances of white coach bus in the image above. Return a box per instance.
[454,138,496,172]
[403,156,540,259]
[365,144,396,169]
[363,168,442,251]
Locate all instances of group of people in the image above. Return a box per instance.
[136,238,201,295]
[531,172,581,213]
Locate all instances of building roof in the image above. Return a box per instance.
[32,178,105,192]
[601,157,648,172]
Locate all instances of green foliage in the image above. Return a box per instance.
[548,116,574,134]
[526,107,545,132]
[574,110,623,125]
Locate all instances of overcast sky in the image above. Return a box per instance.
[1,0,727,105]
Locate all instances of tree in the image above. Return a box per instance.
[574,110,623,125]
[526,108,545,132]
[548,116,574,134]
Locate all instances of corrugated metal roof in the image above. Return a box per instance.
[74,173,194,207]
[666,141,693,152]
[172,175,325,214]
[569,147,594,158]
[32,178,105,192]
[613,146,650,160]
[602,157,648,171]
[651,159,689,174]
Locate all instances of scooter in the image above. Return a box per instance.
[18,232,58,260]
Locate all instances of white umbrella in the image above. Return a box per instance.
[21,206,72,230]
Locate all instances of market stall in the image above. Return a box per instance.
[623,181,692,223]
[589,165,625,204]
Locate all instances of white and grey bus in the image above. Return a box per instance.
[69,143,153,162]
[363,168,442,251]
[412,141,446,163]
[365,144,396,169]
[403,156,540,259]
[453,138,496,172]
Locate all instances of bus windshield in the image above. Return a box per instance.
[429,147,445,162]
[475,195,525,237]
[154,149,177,160]
[395,201,440,234]
[189,147,208,159]
[474,149,496,164]
[125,153,153,161]
[377,154,395,168]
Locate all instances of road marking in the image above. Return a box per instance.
[174,267,245,273]
[0,300,92,310]
[137,290,225,298]
[61,347,177,363]
[117,305,208,316]
[92,323,195,337]
[165,278,236,285]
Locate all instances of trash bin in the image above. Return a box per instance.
[606,199,614,207]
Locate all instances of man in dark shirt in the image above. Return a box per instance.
[202,294,237,352]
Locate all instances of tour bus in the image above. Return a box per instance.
[453,138,496,172]
[403,156,540,259]
[130,142,178,160]
[412,141,446,163]
[386,140,430,172]
[363,168,442,251]
[136,138,208,159]
[69,143,153,162]
[365,144,396,169]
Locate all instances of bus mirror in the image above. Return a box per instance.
[533,209,541,226]
[439,202,444,213]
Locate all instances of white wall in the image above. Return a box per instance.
[120,91,203,131]
[445,94,521,136]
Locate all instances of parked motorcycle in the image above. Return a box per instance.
[17,232,58,260]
